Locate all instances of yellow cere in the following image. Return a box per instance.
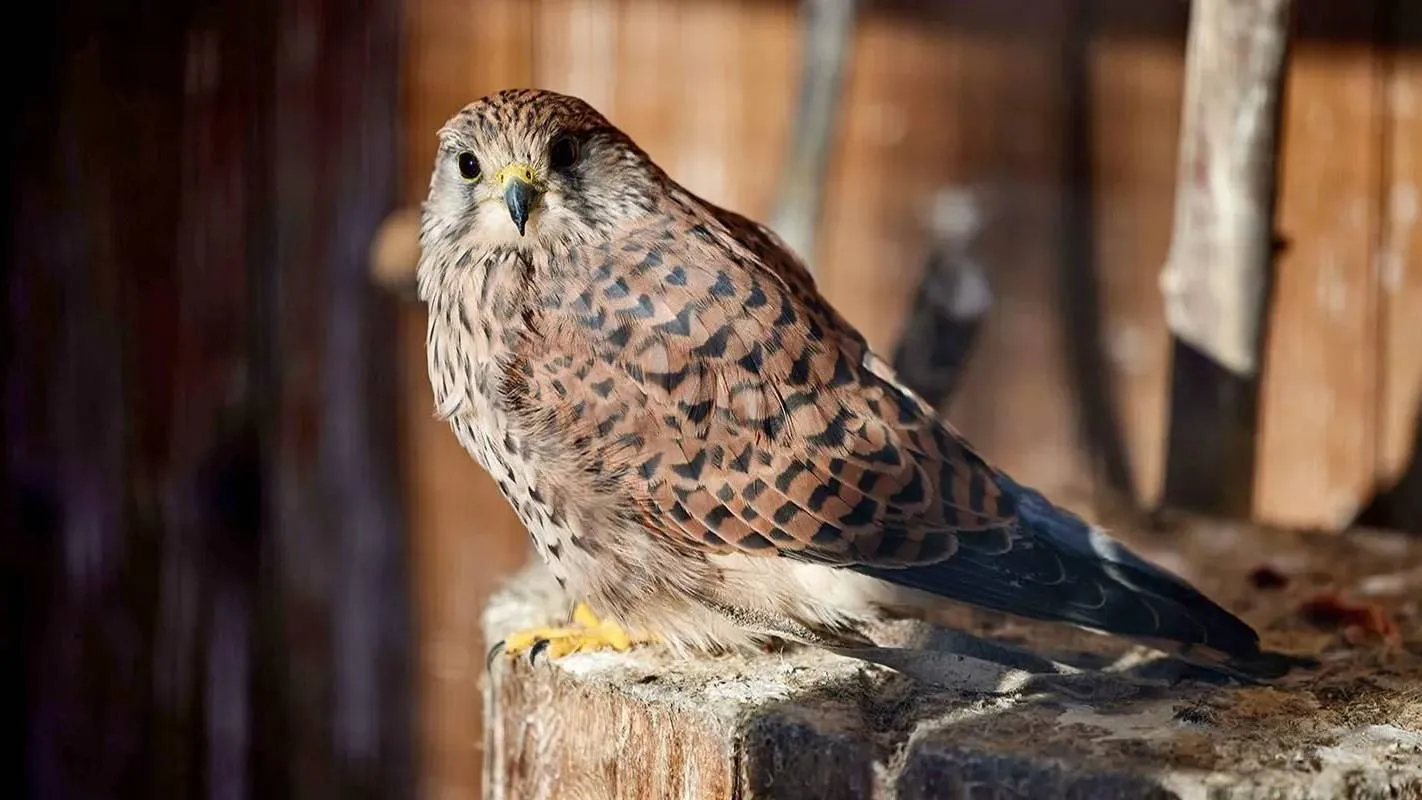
[494,162,540,189]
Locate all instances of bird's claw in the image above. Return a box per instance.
[487,603,656,668]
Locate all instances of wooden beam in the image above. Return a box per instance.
[1160,0,1293,378]
[1159,0,1294,516]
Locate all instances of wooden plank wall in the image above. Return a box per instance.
[1257,1,1422,529]
[396,1,1422,797]
[1088,1,1191,514]
[1258,5,1386,530]
[8,0,412,797]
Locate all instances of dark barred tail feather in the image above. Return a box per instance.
[857,473,1312,680]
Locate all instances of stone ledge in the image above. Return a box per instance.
[482,517,1422,799]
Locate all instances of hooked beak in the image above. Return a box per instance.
[503,179,534,236]
[497,164,540,237]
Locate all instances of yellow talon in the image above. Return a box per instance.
[493,602,657,663]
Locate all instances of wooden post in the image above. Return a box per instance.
[1159,0,1294,515]
[1160,0,1292,377]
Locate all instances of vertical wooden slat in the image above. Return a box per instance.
[169,11,269,798]
[1255,5,1386,529]
[1372,0,1422,528]
[1377,16,1422,484]
[535,0,619,113]
[768,0,857,269]
[1155,0,1294,519]
[814,9,929,351]
[1159,0,1295,378]
[266,0,411,796]
[1087,5,1189,508]
[1058,0,1139,508]
[734,0,801,219]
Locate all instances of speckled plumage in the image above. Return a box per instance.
[419,89,1273,674]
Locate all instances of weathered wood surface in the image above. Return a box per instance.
[484,518,1422,799]
[1159,0,1293,378]
[1158,0,1292,519]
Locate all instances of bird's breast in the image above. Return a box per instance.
[425,281,583,586]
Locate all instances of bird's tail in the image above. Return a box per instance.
[1000,475,1306,679]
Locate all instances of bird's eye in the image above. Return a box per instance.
[549,135,580,170]
[456,151,480,180]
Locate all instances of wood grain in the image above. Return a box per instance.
[1087,14,1188,508]
[1255,8,1386,529]
[1158,0,1293,378]
[1377,5,1422,493]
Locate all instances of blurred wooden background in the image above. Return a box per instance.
[393,1,1422,798]
[7,0,413,797]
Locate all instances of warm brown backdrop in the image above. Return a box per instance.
[393,1,1422,797]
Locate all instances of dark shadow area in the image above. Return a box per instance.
[1,2,62,795]
[1058,0,1139,508]
[1356,397,1422,535]
[742,665,1217,799]
[1161,339,1266,517]
[744,622,1403,798]
[4,0,414,797]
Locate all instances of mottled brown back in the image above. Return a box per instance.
[503,180,1019,570]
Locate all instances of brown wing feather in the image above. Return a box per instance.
[508,191,1014,568]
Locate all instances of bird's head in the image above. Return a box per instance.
[422,89,662,262]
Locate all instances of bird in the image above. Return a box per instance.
[417,88,1288,682]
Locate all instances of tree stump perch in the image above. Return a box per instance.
[484,517,1422,799]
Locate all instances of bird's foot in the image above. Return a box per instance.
[490,603,656,665]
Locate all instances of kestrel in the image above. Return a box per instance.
[418,89,1281,681]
